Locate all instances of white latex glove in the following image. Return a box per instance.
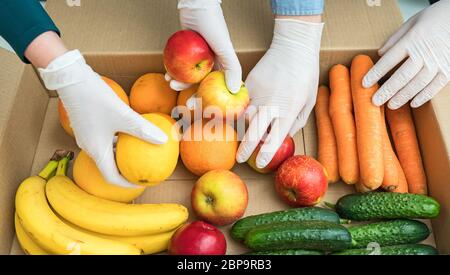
[236,19,324,169]
[38,50,168,188]
[165,0,242,93]
[364,0,450,109]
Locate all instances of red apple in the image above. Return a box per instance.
[191,170,248,226]
[247,136,295,174]
[196,71,249,120]
[164,30,214,84]
[168,221,227,255]
[275,156,328,207]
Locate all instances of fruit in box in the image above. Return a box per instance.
[58,76,129,137]
[73,150,145,203]
[275,155,328,207]
[191,170,248,226]
[116,113,179,186]
[175,84,199,124]
[247,136,295,174]
[168,221,227,255]
[130,73,178,115]
[164,30,214,84]
[180,119,238,176]
[196,71,249,120]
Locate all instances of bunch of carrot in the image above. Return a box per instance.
[314,55,427,195]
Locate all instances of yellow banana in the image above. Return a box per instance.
[14,213,48,255]
[45,174,188,237]
[109,230,175,255]
[15,155,142,255]
[62,218,177,255]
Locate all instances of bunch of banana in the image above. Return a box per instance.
[15,151,188,255]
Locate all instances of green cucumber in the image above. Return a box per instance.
[244,221,351,252]
[349,219,430,248]
[335,192,440,221]
[231,207,340,241]
[332,244,438,255]
[245,249,324,255]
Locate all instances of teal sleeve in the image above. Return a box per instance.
[0,0,60,63]
[271,0,324,16]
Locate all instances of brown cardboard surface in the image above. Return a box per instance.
[46,0,400,53]
[46,0,273,53]
[45,0,402,84]
[0,66,49,254]
[0,51,26,140]
[1,0,449,255]
[412,87,450,253]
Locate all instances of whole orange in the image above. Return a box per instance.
[180,120,238,176]
[130,73,178,115]
[58,76,129,137]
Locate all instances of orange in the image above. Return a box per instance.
[58,76,129,137]
[176,85,198,123]
[73,151,145,203]
[116,113,180,186]
[180,120,238,176]
[130,73,178,115]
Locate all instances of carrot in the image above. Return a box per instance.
[315,85,339,183]
[350,55,384,190]
[329,64,359,185]
[386,105,427,195]
[355,182,372,193]
[380,106,408,193]
[392,158,409,193]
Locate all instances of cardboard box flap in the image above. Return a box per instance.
[322,0,403,51]
[47,0,402,54]
[0,64,49,254]
[46,0,273,53]
[413,87,450,253]
[0,50,26,141]
[431,87,450,160]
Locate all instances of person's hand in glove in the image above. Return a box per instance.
[29,33,167,188]
[236,16,324,169]
[165,0,242,93]
[364,0,450,109]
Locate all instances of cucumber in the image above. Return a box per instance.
[231,207,340,241]
[349,219,430,248]
[332,244,438,255]
[335,192,440,221]
[245,249,324,255]
[244,221,351,252]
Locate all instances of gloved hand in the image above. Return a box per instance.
[236,19,324,169]
[165,0,242,93]
[364,0,450,109]
[38,50,167,188]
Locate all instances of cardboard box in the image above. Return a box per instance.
[0,0,449,255]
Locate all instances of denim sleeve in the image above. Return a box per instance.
[0,0,60,63]
[271,0,324,16]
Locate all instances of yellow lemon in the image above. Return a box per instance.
[116,113,180,186]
